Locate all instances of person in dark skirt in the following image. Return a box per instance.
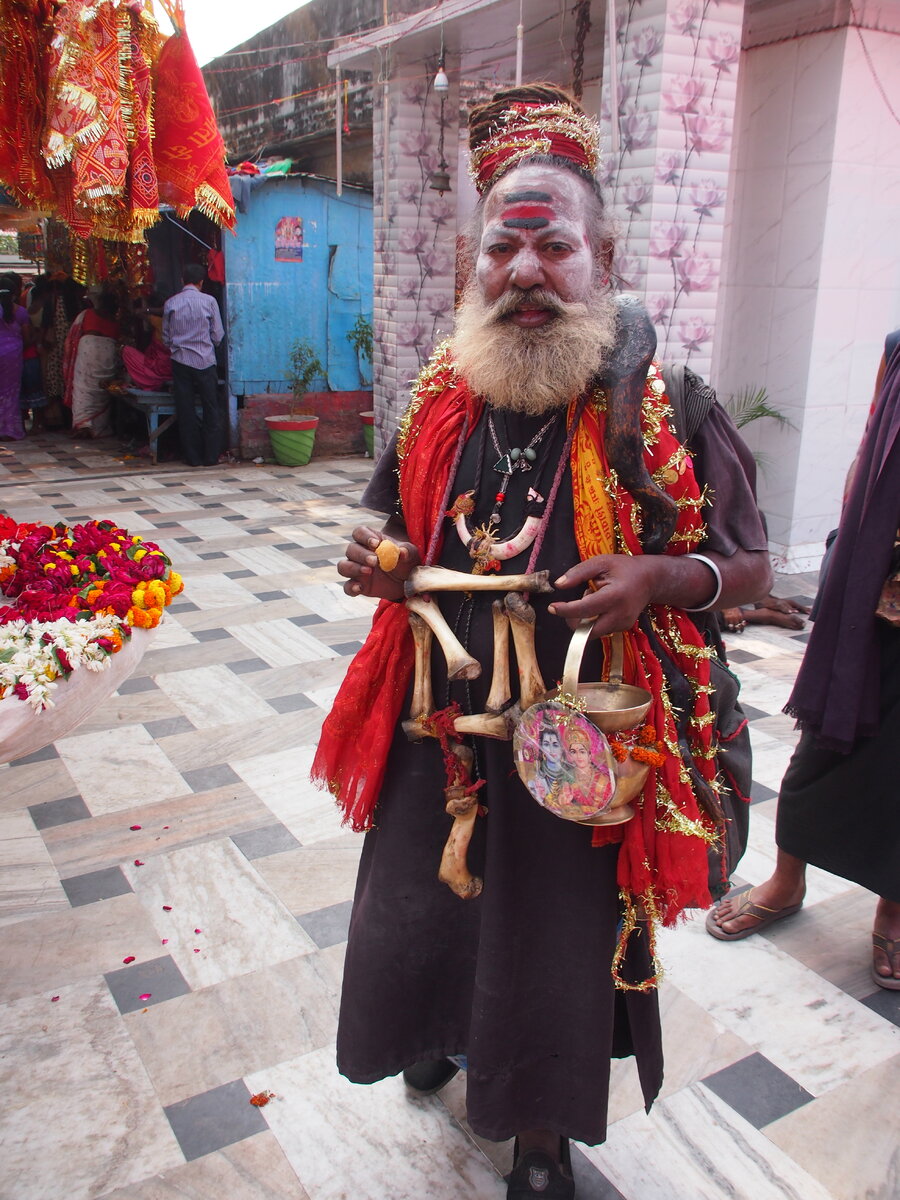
[315,85,772,1199]
[707,331,900,991]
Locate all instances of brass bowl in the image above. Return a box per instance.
[562,624,652,734]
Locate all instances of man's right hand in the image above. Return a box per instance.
[337,525,421,600]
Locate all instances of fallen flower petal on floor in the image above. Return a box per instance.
[123,956,135,964]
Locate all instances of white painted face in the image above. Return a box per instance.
[475,163,596,326]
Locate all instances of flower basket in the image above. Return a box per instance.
[265,414,319,466]
[0,625,153,763]
[360,410,375,457]
[1,516,184,764]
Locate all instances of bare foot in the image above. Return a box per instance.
[873,898,900,982]
[761,594,811,616]
[720,606,746,632]
[710,877,806,936]
[745,607,805,630]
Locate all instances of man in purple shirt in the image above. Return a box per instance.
[163,263,225,467]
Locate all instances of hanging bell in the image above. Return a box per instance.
[429,167,451,194]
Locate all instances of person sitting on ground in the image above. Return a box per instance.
[719,593,811,633]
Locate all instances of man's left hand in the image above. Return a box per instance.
[549,554,656,635]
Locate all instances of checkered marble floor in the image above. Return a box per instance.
[1,433,897,1200]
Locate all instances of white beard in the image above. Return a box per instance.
[451,281,618,414]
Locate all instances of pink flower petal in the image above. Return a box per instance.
[50,995,60,1002]
[130,824,142,831]
[139,993,152,1002]
[162,905,172,911]
[193,948,200,953]
[161,938,168,945]
[163,825,169,830]
[123,956,136,964]
[194,928,202,934]
[134,859,145,867]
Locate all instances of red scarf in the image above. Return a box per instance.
[312,349,717,927]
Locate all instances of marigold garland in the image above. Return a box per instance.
[0,515,184,710]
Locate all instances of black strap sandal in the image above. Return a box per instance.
[506,1137,575,1199]
[401,1057,460,1095]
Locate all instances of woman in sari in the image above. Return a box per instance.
[0,273,28,440]
[69,292,121,438]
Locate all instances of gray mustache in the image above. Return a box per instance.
[488,288,568,320]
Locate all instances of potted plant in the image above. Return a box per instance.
[347,315,375,454]
[265,339,325,466]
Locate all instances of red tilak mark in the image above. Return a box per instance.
[501,203,556,223]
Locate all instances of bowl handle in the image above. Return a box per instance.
[561,623,625,696]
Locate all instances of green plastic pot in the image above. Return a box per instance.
[360,410,375,457]
[265,414,318,466]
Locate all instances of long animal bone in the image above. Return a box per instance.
[408,612,434,721]
[485,599,512,713]
[438,743,483,900]
[505,591,547,711]
[405,565,552,596]
[405,594,481,681]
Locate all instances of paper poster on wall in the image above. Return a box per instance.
[275,217,303,262]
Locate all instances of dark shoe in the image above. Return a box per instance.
[401,1057,460,1095]
[506,1138,574,1199]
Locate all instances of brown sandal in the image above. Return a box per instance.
[706,886,803,941]
[871,933,900,990]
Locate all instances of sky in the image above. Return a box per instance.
[158,0,313,66]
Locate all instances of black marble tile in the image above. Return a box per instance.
[791,632,811,644]
[750,780,778,805]
[106,955,191,1014]
[168,600,200,612]
[199,502,224,509]
[61,866,133,907]
[9,742,60,765]
[144,715,195,738]
[570,1147,627,1200]
[268,693,317,714]
[331,640,364,655]
[29,794,91,830]
[225,569,254,579]
[232,823,301,860]
[739,703,769,722]
[304,558,336,569]
[164,1079,268,1161]
[175,536,202,544]
[860,986,900,1026]
[182,763,241,792]
[198,551,228,560]
[702,1052,813,1128]
[194,628,233,642]
[274,542,297,551]
[289,614,325,627]
[296,898,354,948]
[118,674,159,695]
[254,590,288,602]
[725,648,762,664]
[227,657,269,675]
[223,513,246,521]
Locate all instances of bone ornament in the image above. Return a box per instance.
[437,742,484,900]
[504,591,548,711]
[485,599,512,713]
[405,594,481,682]
[408,612,435,722]
[404,565,552,596]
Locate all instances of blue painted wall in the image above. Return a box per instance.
[224,175,373,395]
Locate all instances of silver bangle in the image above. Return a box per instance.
[683,553,723,612]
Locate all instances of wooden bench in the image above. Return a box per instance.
[117,390,178,465]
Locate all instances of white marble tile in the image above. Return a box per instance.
[0,978,184,1198]
[226,620,338,668]
[304,684,343,711]
[288,583,377,622]
[122,839,315,989]
[585,1083,833,1200]
[146,614,197,650]
[658,916,900,1096]
[220,498,283,519]
[231,746,346,845]
[246,1044,506,1200]
[227,546,307,575]
[56,725,187,815]
[177,572,262,611]
[739,809,856,908]
[154,664,273,729]
[178,517,252,540]
[0,809,69,926]
[269,525,333,547]
[747,727,797,789]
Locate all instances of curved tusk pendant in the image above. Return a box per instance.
[490,515,543,560]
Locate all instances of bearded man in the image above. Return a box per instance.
[313,84,771,1199]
